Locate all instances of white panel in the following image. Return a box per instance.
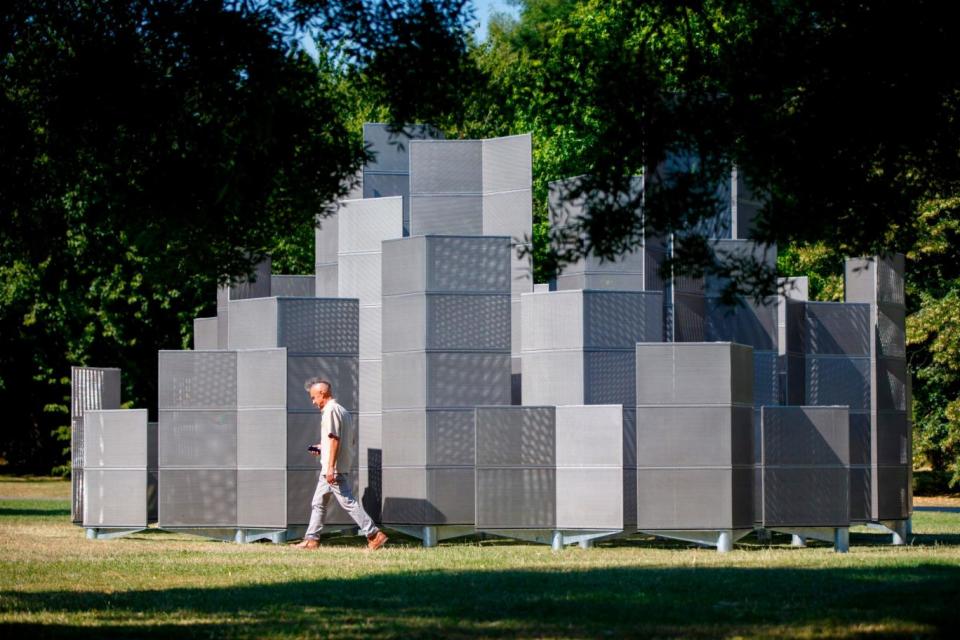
[337,196,403,254]
[555,405,622,467]
[521,291,584,352]
[521,350,585,406]
[556,468,623,530]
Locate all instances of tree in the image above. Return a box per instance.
[0,0,365,471]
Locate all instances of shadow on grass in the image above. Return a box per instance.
[0,506,70,517]
[3,564,960,638]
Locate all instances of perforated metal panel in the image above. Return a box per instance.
[82,409,148,528]
[84,469,148,528]
[476,468,557,529]
[159,410,237,468]
[276,298,358,355]
[635,406,754,467]
[475,405,623,531]
[71,367,121,419]
[706,297,777,351]
[270,275,315,298]
[158,351,237,411]
[159,469,237,527]
[237,470,286,527]
[428,236,513,293]
[409,195,484,235]
[193,317,218,350]
[314,263,339,298]
[337,196,404,254]
[805,356,871,412]
[762,468,849,527]
[583,292,664,348]
[556,468,623,529]
[636,342,753,407]
[286,412,323,470]
[237,349,286,409]
[286,355,358,413]
[636,468,753,530]
[803,302,871,355]
[236,409,286,468]
[673,292,706,342]
[315,211,339,266]
[759,406,850,528]
[82,409,147,469]
[521,291,585,352]
[517,350,585,406]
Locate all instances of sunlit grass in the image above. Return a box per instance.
[2,480,960,638]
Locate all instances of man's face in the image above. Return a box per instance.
[309,383,329,410]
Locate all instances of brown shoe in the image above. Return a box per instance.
[366,531,388,551]
[294,538,320,550]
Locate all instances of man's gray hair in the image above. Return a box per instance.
[304,377,332,394]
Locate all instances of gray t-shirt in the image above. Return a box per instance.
[320,399,356,475]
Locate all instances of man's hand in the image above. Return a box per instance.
[325,469,337,485]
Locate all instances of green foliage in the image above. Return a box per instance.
[0,0,364,471]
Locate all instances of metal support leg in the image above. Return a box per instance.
[422,526,437,548]
[833,528,849,553]
[906,517,913,538]
[891,521,907,546]
[86,528,97,540]
[235,529,246,544]
[791,534,806,548]
[579,539,594,549]
[717,531,732,553]
[551,530,563,551]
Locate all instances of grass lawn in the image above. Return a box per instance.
[2,478,960,638]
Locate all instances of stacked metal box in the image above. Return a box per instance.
[70,366,122,524]
[635,342,755,550]
[547,176,665,293]
[475,405,623,545]
[82,409,148,532]
[336,196,404,520]
[214,259,272,348]
[784,299,874,521]
[408,135,533,399]
[705,240,780,426]
[159,297,359,537]
[227,296,360,530]
[759,405,850,550]
[844,254,912,524]
[363,123,443,234]
[521,289,663,530]
[380,235,513,535]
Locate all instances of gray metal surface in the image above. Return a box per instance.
[381,235,513,526]
[760,406,850,528]
[82,409,148,529]
[363,123,443,234]
[83,409,148,469]
[635,342,754,531]
[160,469,237,527]
[270,275,316,298]
[475,405,623,531]
[635,468,754,530]
[83,469,148,528]
[71,366,122,524]
[193,317,219,350]
[635,342,753,407]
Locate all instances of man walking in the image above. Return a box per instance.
[295,377,388,551]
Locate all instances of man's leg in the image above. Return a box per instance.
[304,474,332,540]
[330,474,387,549]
